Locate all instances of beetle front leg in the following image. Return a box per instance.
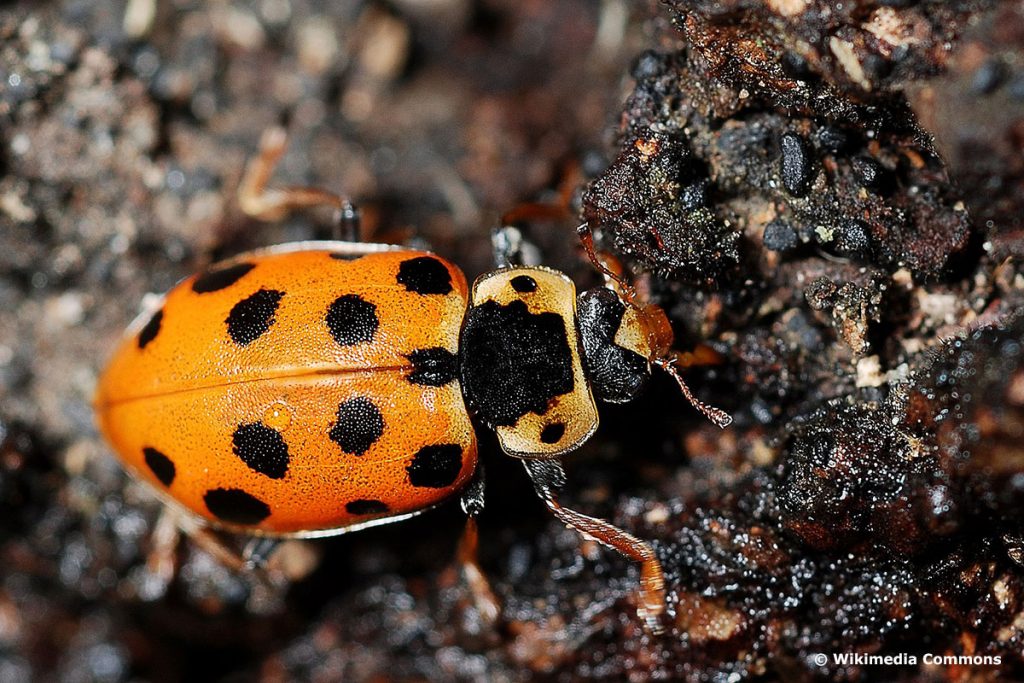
[522,458,666,634]
[455,463,500,625]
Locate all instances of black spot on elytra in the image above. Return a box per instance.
[143,446,175,486]
[510,275,537,293]
[204,488,271,525]
[407,444,463,488]
[226,289,284,346]
[326,294,378,346]
[329,397,384,455]
[396,256,452,295]
[459,299,574,427]
[346,499,389,515]
[137,308,163,349]
[405,347,458,386]
[232,422,290,479]
[192,262,256,293]
[540,422,565,444]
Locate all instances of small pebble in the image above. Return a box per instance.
[971,58,1006,95]
[631,50,664,80]
[835,218,871,257]
[851,156,884,191]
[1007,74,1024,101]
[779,132,812,197]
[816,126,851,153]
[763,220,798,252]
[780,51,811,80]
[679,180,708,210]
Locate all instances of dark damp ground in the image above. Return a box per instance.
[1,1,1023,681]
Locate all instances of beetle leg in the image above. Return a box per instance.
[171,513,286,590]
[522,458,666,634]
[576,222,641,306]
[170,510,246,573]
[455,517,501,626]
[334,201,362,242]
[455,464,500,625]
[499,202,570,226]
[491,225,542,268]
[242,537,281,571]
[491,225,525,268]
[144,510,281,593]
[139,507,181,599]
[459,461,486,518]
[239,127,356,233]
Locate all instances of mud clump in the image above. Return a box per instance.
[779,399,958,554]
[583,46,974,282]
[582,131,740,287]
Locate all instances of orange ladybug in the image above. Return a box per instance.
[93,128,730,632]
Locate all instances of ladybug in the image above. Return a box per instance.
[94,128,730,632]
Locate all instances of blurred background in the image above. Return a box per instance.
[2,0,1024,681]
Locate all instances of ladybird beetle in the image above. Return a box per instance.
[94,128,730,633]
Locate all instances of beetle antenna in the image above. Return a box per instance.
[578,222,732,429]
[576,223,641,309]
[653,355,732,428]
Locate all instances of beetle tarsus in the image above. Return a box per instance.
[242,537,281,571]
[238,126,351,223]
[522,458,667,635]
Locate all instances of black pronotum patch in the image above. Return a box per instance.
[540,422,565,444]
[407,444,463,488]
[226,289,284,346]
[576,287,650,403]
[459,299,574,427]
[396,256,452,295]
[137,308,163,349]
[204,488,271,525]
[142,446,175,486]
[345,499,389,515]
[329,397,385,455]
[405,347,458,386]
[192,262,256,293]
[326,294,378,346]
[232,422,290,479]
